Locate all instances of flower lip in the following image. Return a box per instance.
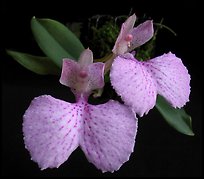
[110,52,191,116]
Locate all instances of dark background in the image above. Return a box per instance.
[1,0,202,177]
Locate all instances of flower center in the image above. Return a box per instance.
[125,34,133,42]
[125,34,133,48]
[79,70,88,78]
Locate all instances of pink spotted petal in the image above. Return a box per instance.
[130,20,154,51]
[110,55,157,117]
[59,59,78,88]
[112,14,136,55]
[145,52,191,108]
[23,95,81,170]
[80,100,137,172]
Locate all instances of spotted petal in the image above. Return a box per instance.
[145,52,191,108]
[130,20,154,50]
[80,100,137,172]
[110,55,157,117]
[23,95,81,170]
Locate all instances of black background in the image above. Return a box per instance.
[1,0,202,177]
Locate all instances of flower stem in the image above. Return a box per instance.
[104,53,116,74]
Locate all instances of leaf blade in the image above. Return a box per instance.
[156,95,194,136]
[6,50,60,75]
[31,17,85,67]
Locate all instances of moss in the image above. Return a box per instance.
[88,20,119,58]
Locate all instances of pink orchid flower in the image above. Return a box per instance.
[110,52,191,117]
[112,14,154,55]
[23,49,137,172]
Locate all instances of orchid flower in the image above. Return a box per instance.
[110,52,191,117]
[112,14,154,55]
[23,49,137,172]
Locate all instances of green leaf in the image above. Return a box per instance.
[156,95,194,136]
[6,50,60,75]
[31,17,85,67]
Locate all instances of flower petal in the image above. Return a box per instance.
[116,14,136,43]
[23,95,81,169]
[112,14,136,55]
[110,55,157,116]
[123,14,137,34]
[145,52,191,108]
[130,20,154,50]
[59,59,78,88]
[87,62,105,91]
[80,100,137,172]
[79,48,93,67]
